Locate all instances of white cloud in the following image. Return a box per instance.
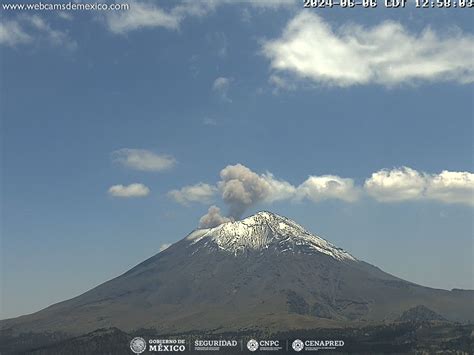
[27,15,76,50]
[159,243,171,252]
[296,175,359,203]
[262,12,474,87]
[178,165,472,225]
[426,171,474,205]
[0,15,75,48]
[261,172,297,203]
[212,77,233,102]
[113,149,176,172]
[178,164,359,219]
[0,20,31,46]
[365,167,474,205]
[106,1,182,33]
[199,205,232,228]
[104,0,295,34]
[364,167,426,202]
[168,183,217,205]
[213,76,231,90]
[105,0,221,34]
[108,183,150,198]
[215,164,356,218]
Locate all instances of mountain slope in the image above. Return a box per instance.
[2,211,473,337]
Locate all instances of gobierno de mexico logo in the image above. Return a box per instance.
[130,337,147,354]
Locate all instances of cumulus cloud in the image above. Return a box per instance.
[108,183,150,198]
[168,183,217,205]
[113,148,176,172]
[218,164,359,218]
[365,167,474,205]
[0,15,75,48]
[364,167,426,202]
[296,175,360,203]
[212,77,233,102]
[179,165,472,226]
[159,243,171,252]
[262,12,474,87]
[426,171,474,205]
[199,205,232,228]
[186,164,360,222]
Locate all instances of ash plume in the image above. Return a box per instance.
[199,205,232,228]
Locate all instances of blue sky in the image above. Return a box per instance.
[1,0,473,319]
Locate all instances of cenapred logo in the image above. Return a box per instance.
[292,339,304,352]
[130,337,147,354]
[247,339,259,352]
[295,339,345,351]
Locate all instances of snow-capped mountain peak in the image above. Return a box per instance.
[186,211,356,261]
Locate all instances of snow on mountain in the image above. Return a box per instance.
[2,210,474,341]
[186,211,356,261]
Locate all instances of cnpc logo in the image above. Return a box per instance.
[246,339,281,351]
[247,339,259,351]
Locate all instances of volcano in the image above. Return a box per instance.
[2,211,473,338]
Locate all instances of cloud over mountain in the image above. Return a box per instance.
[364,167,426,202]
[170,164,473,223]
[365,167,474,205]
[170,164,359,220]
[296,175,360,203]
